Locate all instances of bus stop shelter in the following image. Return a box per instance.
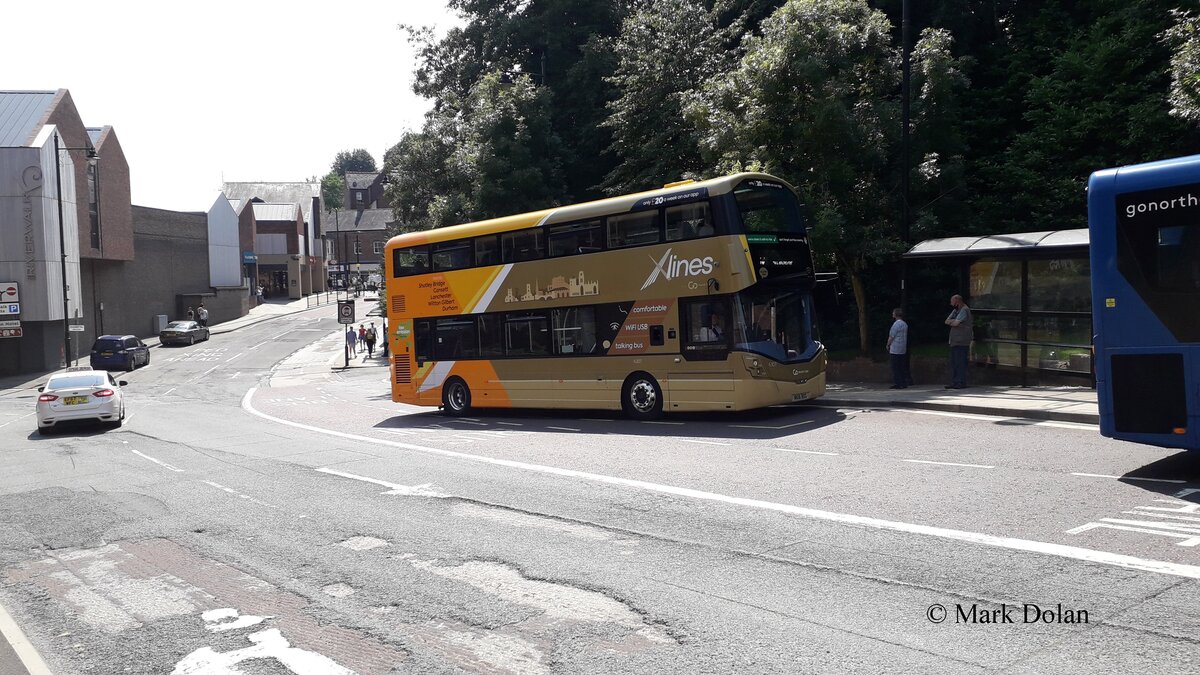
[903,229,1092,386]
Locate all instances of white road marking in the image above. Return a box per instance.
[122,413,135,424]
[449,419,487,426]
[730,420,814,430]
[174,627,354,675]
[0,600,52,675]
[163,387,178,395]
[315,467,446,497]
[642,421,683,425]
[903,459,995,469]
[241,388,1200,580]
[546,426,581,432]
[131,449,184,472]
[774,448,839,456]
[0,412,34,429]
[497,422,523,426]
[202,480,280,509]
[837,406,1098,430]
[679,439,730,446]
[1071,473,1185,484]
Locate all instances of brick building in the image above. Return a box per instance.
[0,89,252,375]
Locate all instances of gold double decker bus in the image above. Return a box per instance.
[383,173,826,419]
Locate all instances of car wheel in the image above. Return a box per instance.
[188,336,195,346]
[441,378,471,416]
[622,372,664,421]
[144,352,151,366]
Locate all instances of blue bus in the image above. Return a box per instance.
[1088,155,1200,452]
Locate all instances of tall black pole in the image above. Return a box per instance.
[900,0,912,313]
[53,133,71,367]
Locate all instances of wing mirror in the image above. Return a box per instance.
[37,386,44,392]
[118,380,129,386]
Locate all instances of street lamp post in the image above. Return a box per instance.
[53,132,98,367]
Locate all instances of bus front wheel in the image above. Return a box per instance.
[442,378,472,416]
[622,373,663,420]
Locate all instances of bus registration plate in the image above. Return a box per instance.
[792,392,810,402]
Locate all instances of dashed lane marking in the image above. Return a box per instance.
[839,406,1098,430]
[131,449,184,472]
[679,439,730,446]
[774,448,839,456]
[903,459,995,469]
[546,426,581,432]
[241,387,1200,580]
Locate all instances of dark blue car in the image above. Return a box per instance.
[89,335,150,371]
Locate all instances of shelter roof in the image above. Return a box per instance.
[903,229,1089,259]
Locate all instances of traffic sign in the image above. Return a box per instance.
[337,300,356,325]
[0,303,18,316]
[0,328,21,339]
[0,283,18,303]
[0,320,18,329]
[68,324,86,332]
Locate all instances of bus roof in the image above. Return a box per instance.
[386,172,796,248]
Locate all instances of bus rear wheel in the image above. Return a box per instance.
[622,373,663,420]
[442,378,471,416]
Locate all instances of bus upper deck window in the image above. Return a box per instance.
[607,211,661,248]
[502,230,544,262]
[433,241,473,271]
[666,202,712,241]
[548,220,603,257]
[734,180,803,234]
[393,247,430,277]
[476,236,501,267]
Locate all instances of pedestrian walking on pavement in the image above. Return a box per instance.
[186,306,195,321]
[346,326,358,358]
[357,325,367,359]
[364,322,377,358]
[887,308,912,389]
[944,294,972,389]
[197,303,209,328]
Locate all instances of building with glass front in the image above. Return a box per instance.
[904,229,1092,384]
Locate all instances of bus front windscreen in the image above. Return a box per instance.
[734,179,804,234]
[733,288,809,363]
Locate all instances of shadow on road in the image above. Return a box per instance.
[373,404,848,441]
[1121,452,1200,502]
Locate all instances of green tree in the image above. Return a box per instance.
[331,149,378,175]
[320,171,345,213]
[601,0,735,194]
[384,72,565,231]
[406,0,626,201]
[689,0,967,354]
[1167,9,1200,125]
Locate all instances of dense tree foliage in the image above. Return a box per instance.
[383,0,1200,353]
[331,149,378,175]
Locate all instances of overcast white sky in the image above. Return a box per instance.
[2,1,456,211]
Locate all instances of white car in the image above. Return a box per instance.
[36,369,128,432]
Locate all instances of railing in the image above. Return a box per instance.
[306,291,338,308]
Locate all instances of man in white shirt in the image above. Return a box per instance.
[886,307,912,389]
[698,313,725,342]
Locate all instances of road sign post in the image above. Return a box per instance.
[337,300,355,369]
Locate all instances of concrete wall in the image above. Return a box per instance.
[79,206,212,340]
[207,194,241,287]
[90,127,134,261]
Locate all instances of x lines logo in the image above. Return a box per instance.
[641,248,717,290]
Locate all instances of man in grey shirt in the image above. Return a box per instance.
[944,294,972,389]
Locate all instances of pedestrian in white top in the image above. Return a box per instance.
[887,308,912,389]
